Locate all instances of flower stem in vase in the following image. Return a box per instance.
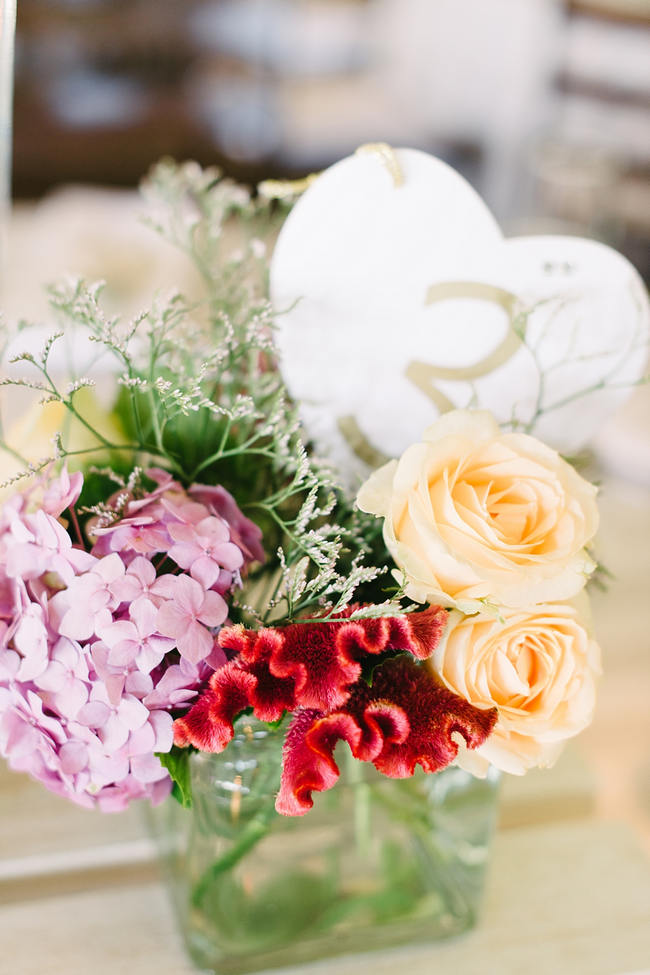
[346,746,371,860]
[191,807,275,911]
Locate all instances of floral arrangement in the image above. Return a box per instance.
[0,162,602,818]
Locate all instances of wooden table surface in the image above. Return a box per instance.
[1,193,649,974]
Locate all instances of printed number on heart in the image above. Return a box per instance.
[338,280,528,465]
[405,281,526,412]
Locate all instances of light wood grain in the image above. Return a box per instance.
[0,763,146,862]
[579,476,650,855]
[2,821,649,975]
[0,743,597,906]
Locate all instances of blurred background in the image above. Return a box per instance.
[1,3,650,968]
[10,0,650,278]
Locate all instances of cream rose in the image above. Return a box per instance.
[430,600,601,775]
[356,410,598,611]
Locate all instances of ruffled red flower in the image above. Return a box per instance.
[275,656,498,816]
[219,605,446,711]
[173,656,296,750]
[173,607,447,751]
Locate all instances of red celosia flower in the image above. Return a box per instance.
[172,665,258,752]
[275,656,498,816]
[173,655,297,750]
[220,605,447,711]
[173,607,447,751]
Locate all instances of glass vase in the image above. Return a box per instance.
[149,719,500,974]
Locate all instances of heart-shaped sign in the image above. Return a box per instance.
[270,147,649,476]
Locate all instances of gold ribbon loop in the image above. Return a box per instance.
[257,173,320,201]
[355,143,404,188]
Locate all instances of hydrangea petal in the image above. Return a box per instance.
[0,466,258,810]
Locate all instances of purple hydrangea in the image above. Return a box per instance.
[0,468,263,811]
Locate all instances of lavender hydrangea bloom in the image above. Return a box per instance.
[0,468,263,812]
[188,483,265,565]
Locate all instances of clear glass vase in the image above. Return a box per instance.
[149,719,500,974]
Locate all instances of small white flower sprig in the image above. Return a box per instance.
[0,162,393,628]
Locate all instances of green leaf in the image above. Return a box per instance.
[157,746,193,808]
[360,650,408,687]
[262,712,287,731]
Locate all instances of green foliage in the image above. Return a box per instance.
[360,650,409,687]
[157,746,193,809]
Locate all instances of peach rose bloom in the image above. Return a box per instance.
[356,410,598,612]
[430,601,601,775]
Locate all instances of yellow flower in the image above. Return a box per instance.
[0,388,124,498]
[429,600,601,775]
[356,410,598,612]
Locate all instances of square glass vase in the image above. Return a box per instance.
[148,720,500,974]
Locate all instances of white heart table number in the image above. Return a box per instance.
[270,146,649,476]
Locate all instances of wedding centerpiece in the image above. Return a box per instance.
[0,151,646,974]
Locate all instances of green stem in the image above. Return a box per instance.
[190,442,276,480]
[130,388,146,446]
[346,748,371,860]
[261,571,287,623]
[191,813,274,909]
[0,439,29,465]
[61,400,116,449]
[147,388,164,453]
[61,443,138,457]
[67,504,84,546]
[249,504,314,564]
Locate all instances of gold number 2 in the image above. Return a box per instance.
[338,280,526,465]
[405,281,525,412]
